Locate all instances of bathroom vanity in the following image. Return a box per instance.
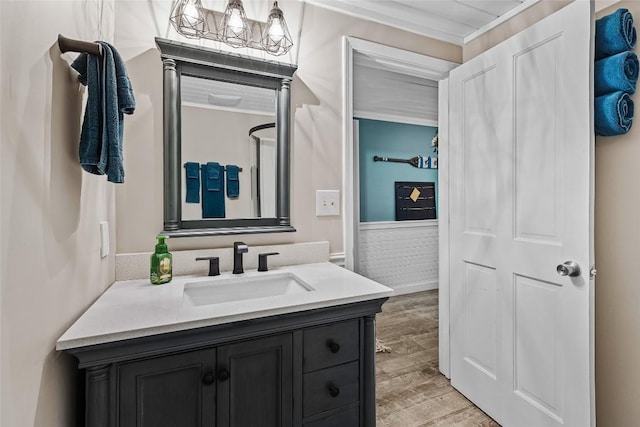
[58,263,392,427]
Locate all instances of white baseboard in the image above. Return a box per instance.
[389,279,438,296]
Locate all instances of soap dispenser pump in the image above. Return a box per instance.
[150,235,172,285]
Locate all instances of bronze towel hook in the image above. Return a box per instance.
[57,34,101,57]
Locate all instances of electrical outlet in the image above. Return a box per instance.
[316,190,340,216]
[100,221,110,258]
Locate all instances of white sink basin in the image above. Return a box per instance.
[183,272,315,306]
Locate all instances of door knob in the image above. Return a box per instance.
[557,261,581,277]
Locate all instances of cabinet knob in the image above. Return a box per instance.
[202,372,215,385]
[326,340,340,353]
[218,368,230,382]
[327,384,340,398]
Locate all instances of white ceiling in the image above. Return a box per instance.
[354,51,439,125]
[181,75,275,116]
[305,0,538,45]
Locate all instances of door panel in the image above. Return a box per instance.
[449,2,593,426]
[463,262,497,380]
[462,67,499,236]
[217,334,293,427]
[118,348,216,427]
[513,275,563,422]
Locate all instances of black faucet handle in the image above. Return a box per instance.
[196,257,220,276]
[234,241,249,253]
[258,252,280,272]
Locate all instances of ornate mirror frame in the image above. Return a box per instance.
[156,38,297,237]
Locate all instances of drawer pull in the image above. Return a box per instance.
[326,340,340,353]
[218,368,230,382]
[202,372,215,385]
[328,384,340,398]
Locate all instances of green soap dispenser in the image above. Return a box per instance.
[150,235,172,285]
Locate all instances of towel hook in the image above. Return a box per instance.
[57,34,102,57]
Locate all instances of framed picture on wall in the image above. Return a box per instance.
[395,181,436,220]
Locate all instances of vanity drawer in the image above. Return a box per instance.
[303,361,359,417]
[303,319,359,372]
[304,405,359,427]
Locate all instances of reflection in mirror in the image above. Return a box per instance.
[180,76,277,221]
[250,123,277,218]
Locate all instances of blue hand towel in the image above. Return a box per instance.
[71,48,107,175]
[184,162,200,203]
[595,8,637,59]
[595,51,639,96]
[71,42,135,183]
[226,165,240,198]
[595,91,634,136]
[201,162,225,218]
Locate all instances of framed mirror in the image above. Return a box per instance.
[156,38,297,236]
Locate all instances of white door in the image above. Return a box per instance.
[448,1,594,426]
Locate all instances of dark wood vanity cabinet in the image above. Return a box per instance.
[217,334,293,427]
[68,299,387,427]
[118,348,217,427]
[118,334,292,427]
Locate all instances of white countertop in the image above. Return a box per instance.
[57,262,394,350]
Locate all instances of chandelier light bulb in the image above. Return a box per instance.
[267,18,285,43]
[261,1,293,55]
[182,3,199,25]
[228,8,245,33]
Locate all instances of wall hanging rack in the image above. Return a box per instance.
[373,155,437,169]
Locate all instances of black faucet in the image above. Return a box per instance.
[195,256,220,276]
[233,242,249,274]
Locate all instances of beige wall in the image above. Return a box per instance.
[0,1,116,426]
[114,0,461,255]
[594,3,640,426]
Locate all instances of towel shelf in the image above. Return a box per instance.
[57,34,101,57]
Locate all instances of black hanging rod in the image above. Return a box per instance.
[57,34,101,57]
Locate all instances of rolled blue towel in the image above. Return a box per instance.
[595,8,637,59]
[595,51,639,96]
[595,91,634,136]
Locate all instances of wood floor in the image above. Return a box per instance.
[375,290,500,427]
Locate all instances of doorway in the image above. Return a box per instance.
[342,36,457,375]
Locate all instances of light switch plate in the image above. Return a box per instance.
[316,190,340,216]
[100,221,110,258]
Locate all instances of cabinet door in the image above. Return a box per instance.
[119,348,216,427]
[217,334,293,427]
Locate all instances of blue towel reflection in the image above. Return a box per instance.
[226,165,240,198]
[201,162,225,218]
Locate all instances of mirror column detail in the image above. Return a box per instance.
[163,58,181,231]
[277,78,291,226]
